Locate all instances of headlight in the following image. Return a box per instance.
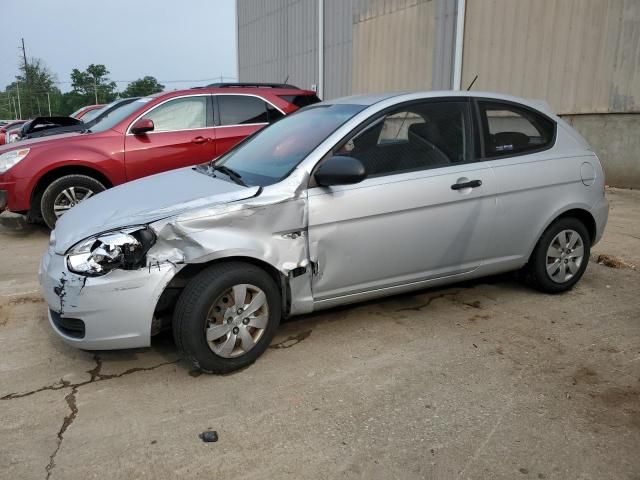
[0,148,30,173]
[66,226,156,276]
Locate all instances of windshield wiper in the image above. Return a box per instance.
[210,164,247,187]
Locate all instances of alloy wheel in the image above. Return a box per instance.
[53,186,95,218]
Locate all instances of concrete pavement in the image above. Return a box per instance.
[1,188,638,479]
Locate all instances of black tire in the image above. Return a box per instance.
[40,174,106,229]
[523,217,591,293]
[173,262,282,374]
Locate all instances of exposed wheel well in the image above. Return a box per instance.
[172,257,284,288]
[30,166,113,217]
[154,257,289,332]
[554,208,596,243]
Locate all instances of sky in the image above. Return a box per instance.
[0,0,238,92]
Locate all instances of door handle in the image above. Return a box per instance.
[451,179,482,190]
[191,136,209,144]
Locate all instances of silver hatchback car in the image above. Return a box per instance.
[40,91,608,373]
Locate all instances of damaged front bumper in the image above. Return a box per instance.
[39,247,181,350]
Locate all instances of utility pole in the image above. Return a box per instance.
[36,95,41,116]
[13,98,18,119]
[20,38,30,117]
[47,92,52,116]
[93,76,98,104]
[16,82,22,119]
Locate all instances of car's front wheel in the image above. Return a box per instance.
[40,174,106,229]
[173,262,281,374]
[524,217,591,293]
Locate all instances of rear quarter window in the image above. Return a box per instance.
[279,94,322,108]
[479,101,555,157]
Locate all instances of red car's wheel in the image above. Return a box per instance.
[40,174,106,229]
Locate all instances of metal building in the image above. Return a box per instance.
[237,0,640,187]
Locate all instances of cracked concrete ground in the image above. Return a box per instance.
[1,188,639,480]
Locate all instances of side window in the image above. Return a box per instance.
[267,103,284,123]
[479,101,555,157]
[141,96,207,132]
[218,95,270,125]
[335,100,472,177]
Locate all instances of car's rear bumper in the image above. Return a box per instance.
[39,247,180,350]
[591,195,609,246]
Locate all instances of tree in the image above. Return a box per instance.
[70,64,117,105]
[121,76,164,98]
[0,57,60,119]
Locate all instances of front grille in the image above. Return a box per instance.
[50,310,85,339]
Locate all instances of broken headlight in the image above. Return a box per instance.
[66,227,156,276]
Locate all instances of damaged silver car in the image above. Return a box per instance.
[39,91,609,373]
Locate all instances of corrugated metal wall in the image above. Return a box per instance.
[238,0,639,112]
[237,0,319,91]
[351,0,438,93]
[324,0,354,98]
[237,0,353,98]
[351,0,457,93]
[461,0,640,114]
[431,0,458,90]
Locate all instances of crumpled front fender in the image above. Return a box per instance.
[146,170,314,315]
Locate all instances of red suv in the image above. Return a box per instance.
[0,120,27,146]
[0,84,319,228]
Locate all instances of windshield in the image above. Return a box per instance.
[89,98,153,133]
[214,104,365,186]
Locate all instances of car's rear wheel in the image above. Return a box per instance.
[40,174,106,229]
[524,217,591,293]
[173,262,281,374]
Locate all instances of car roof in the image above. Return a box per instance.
[150,86,317,101]
[330,90,553,115]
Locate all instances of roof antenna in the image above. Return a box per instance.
[466,75,478,91]
[283,75,289,85]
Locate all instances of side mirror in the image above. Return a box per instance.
[315,155,366,187]
[130,118,154,135]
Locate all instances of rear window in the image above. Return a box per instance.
[279,94,321,108]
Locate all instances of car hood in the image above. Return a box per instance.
[53,167,259,254]
[0,131,84,153]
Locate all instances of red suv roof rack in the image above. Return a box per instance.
[206,82,301,89]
